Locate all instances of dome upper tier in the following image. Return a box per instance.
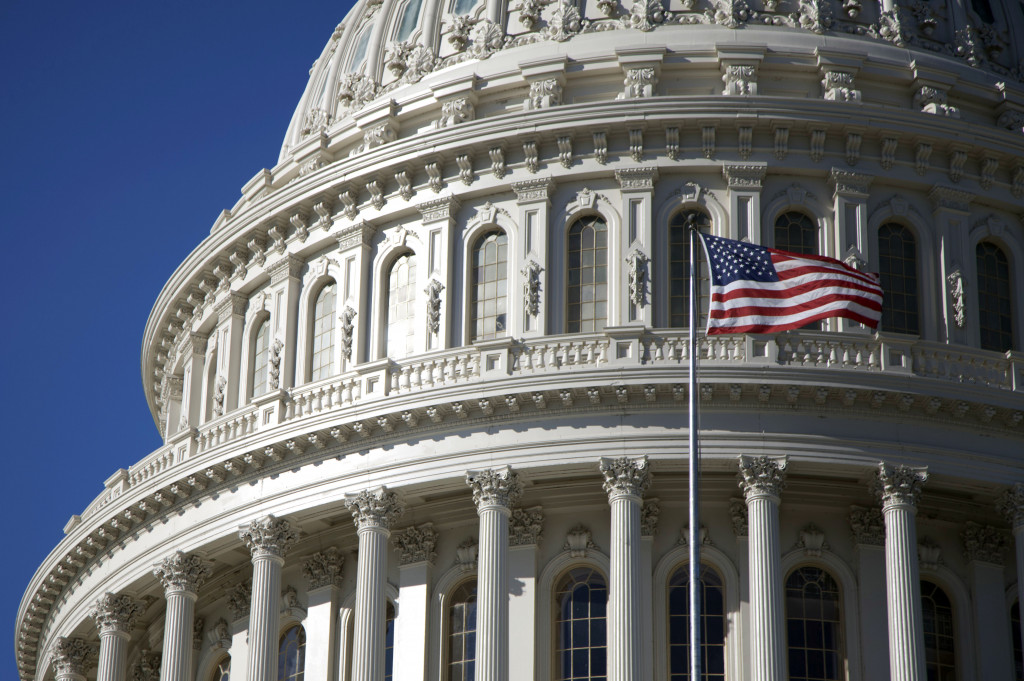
[280,0,1024,160]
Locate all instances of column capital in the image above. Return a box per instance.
[466,466,522,510]
[510,506,544,546]
[50,637,96,679]
[239,515,300,560]
[738,455,787,500]
[225,581,251,620]
[393,523,439,566]
[962,521,1010,565]
[90,593,145,634]
[599,456,651,500]
[345,486,404,530]
[152,551,212,595]
[874,462,928,509]
[302,547,345,589]
[849,505,885,546]
[998,483,1024,528]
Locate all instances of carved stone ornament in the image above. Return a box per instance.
[546,0,582,41]
[393,523,439,565]
[302,547,344,589]
[456,538,478,572]
[998,483,1024,528]
[849,506,885,545]
[208,618,231,650]
[822,70,860,102]
[527,78,562,109]
[466,465,523,509]
[225,581,252,620]
[722,64,757,95]
[435,97,475,128]
[874,462,928,508]
[623,0,666,31]
[797,524,829,556]
[564,524,596,557]
[467,19,506,59]
[339,306,357,361]
[626,249,649,307]
[239,515,300,559]
[345,486,404,530]
[915,86,960,118]
[918,538,942,570]
[91,593,145,634]
[268,339,284,390]
[522,260,543,316]
[641,498,660,537]
[192,616,205,650]
[961,522,1009,564]
[738,455,787,499]
[679,524,711,546]
[729,497,748,536]
[599,456,652,499]
[622,66,657,98]
[50,637,95,678]
[946,268,965,328]
[132,649,161,681]
[510,506,544,546]
[152,550,213,594]
[212,375,227,417]
[424,279,445,334]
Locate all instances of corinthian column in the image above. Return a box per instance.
[738,455,787,681]
[152,551,212,681]
[51,637,96,681]
[91,593,144,681]
[466,466,523,681]
[240,516,300,681]
[875,462,928,681]
[1000,483,1024,669]
[598,456,651,681]
[345,487,404,681]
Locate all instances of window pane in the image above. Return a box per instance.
[386,254,417,358]
[976,242,1014,352]
[878,223,920,335]
[567,217,608,333]
[667,563,726,681]
[449,580,478,681]
[252,319,271,398]
[668,210,711,329]
[471,231,508,342]
[774,211,821,330]
[922,580,957,680]
[278,625,306,681]
[555,567,607,680]
[785,567,843,681]
[311,282,336,380]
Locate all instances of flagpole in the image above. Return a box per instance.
[688,216,702,681]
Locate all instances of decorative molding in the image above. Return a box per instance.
[829,168,873,196]
[849,505,884,545]
[729,497,748,536]
[615,167,658,190]
[393,523,439,565]
[511,177,554,203]
[822,70,860,101]
[527,78,563,109]
[563,524,596,557]
[455,538,478,572]
[626,249,649,307]
[678,524,711,545]
[961,522,1008,564]
[999,483,1024,529]
[640,498,660,537]
[339,306,357,361]
[418,196,461,224]
[722,163,767,189]
[302,547,344,589]
[510,506,544,546]
[914,86,960,118]
[928,185,975,212]
[225,581,252,620]
[797,524,829,556]
[918,538,942,570]
[722,64,757,95]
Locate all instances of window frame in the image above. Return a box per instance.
[466,227,510,344]
[783,564,845,681]
[308,280,339,382]
[564,214,610,335]
[875,221,921,337]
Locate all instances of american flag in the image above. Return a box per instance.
[698,233,883,335]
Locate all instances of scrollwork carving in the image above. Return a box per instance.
[874,462,928,508]
[599,456,652,499]
[466,466,523,509]
[510,506,544,545]
[393,523,439,565]
[239,515,300,559]
[91,593,145,634]
[302,547,344,589]
[345,486,404,530]
[738,455,787,499]
[153,551,213,594]
[424,279,444,334]
[522,260,544,316]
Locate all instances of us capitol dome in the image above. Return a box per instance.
[16,0,1024,680]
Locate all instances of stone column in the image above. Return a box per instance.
[962,522,1013,680]
[153,551,212,681]
[466,466,523,681]
[738,455,787,681]
[392,524,439,681]
[91,593,144,681]
[303,548,345,681]
[345,487,404,681]
[225,581,252,681]
[875,462,928,681]
[1001,484,1024,669]
[239,516,300,681]
[849,506,889,681]
[51,637,95,681]
[598,456,651,681]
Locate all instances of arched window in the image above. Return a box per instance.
[774,211,822,330]
[278,625,306,681]
[385,601,397,681]
[774,211,817,255]
[452,0,480,14]
[785,567,843,681]
[976,241,1014,352]
[349,26,372,72]
[448,579,477,681]
[311,283,336,381]
[921,580,956,680]
[877,223,919,335]
[252,319,271,398]
[471,230,508,342]
[667,563,726,680]
[567,216,608,333]
[668,209,711,328]
[210,655,230,681]
[396,0,424,40]
[1012,600,1023,681]
[554,567,607,680]
[385,253,417,359]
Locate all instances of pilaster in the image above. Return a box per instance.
[738,455,787,681]
[962,522,1012,680]
[928,186,975,344]
[153,551,212,681]
[91,593,144,681]
[1000,483,1024,674]
[512,178,554,337]
[240,515,299,681]
[599,456,651,681]
[214,293,247,413]
[392,524,438,681]
[722,164,767,244]
[467,466,523,681]
[849,506,890,681]
[508,507,543,681]
[829,169,874,332]
[417,196,460,351]
[303,548,345,681]
[266,254,304,389]
[875,462,928,681]
[180,333,207,429]
[336,221,376,367]
[345,487,404,681]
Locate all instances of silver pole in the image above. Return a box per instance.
[688,218,702,681]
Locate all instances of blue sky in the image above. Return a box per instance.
[0,1,353,674]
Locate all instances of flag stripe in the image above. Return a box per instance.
[698,233,883,335]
